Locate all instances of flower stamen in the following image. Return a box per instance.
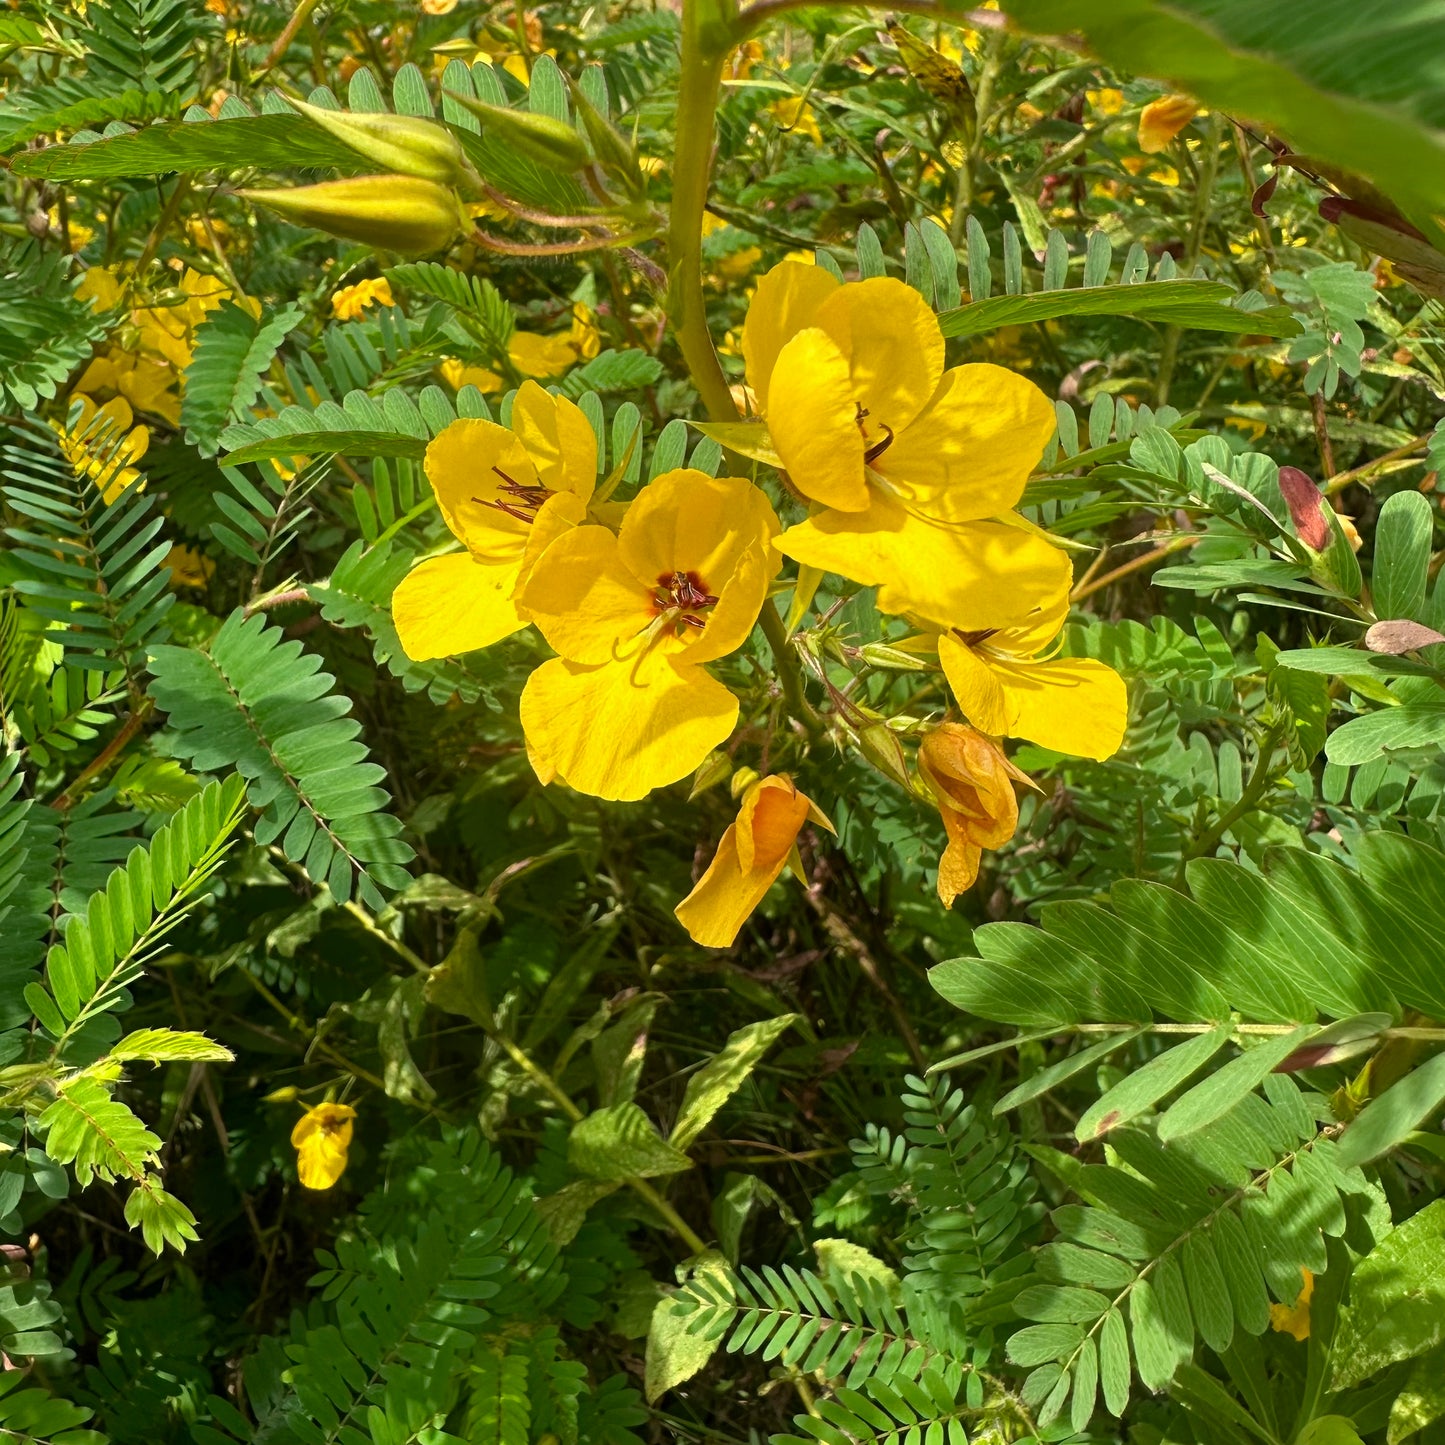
[474,465,553,524]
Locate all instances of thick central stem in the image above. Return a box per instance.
[667,0,740,422]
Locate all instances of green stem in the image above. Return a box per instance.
[1177,720,1286,879]
[759,602,809,724]
[668,0,740,421]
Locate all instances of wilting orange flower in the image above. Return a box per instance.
[918,724,1033,907]
[290,1102,357,1190]
[1138,94,1198,153]
[1269,1269,1313,1341]
[676,775,832,946]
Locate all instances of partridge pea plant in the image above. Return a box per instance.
[2,2,1445,1444]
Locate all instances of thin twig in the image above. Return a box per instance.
[1070,534,1200,603]
[51,702,152,811]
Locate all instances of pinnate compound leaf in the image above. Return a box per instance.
[645,1251,733,1402]
[182,301,305,457]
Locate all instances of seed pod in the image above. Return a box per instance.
[236,176,465,255]
[288,98,482,193]
[444,90,593,174]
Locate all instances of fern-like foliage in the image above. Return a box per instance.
[146,610,415,906]
[385,260,514,364]
[82,0,207,95]
[1,423,173,690]
[196,1129,641,1444]
[310,539,499,706]
[1006,1077,1370,1429]
[6,777,245,1253]
[0,1369,102,1442]
[0,241,109,411]
[181,301,304,457]
[209,457,327,582]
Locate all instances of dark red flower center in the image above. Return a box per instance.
[653,570,718,630]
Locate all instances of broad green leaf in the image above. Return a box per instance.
[814,1239,901,1301]
[1326,701,1445,766]
[1373,491,1435,622]
[1296,1419,1366,1445]
[1273,647,1435,678]
[938,279,1299,340]
[1337,1054,1445,1170]
[644,1251,733,1403]
[997,0,1445,231]
[690,421,782,468]
[1157,1026,1314,1142]
[1076,1027,1231,1141]
[669,1014,797,1151]
[569,1102,691,1181]
[1099,1307,1131,1415]
[422,927,493,1027]
[1389,1343,1445,1445]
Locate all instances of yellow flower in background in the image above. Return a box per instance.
[76,348,181,426]
[55,395,149,504]
[717,245,763,282]
[164,544,215,589]
[331,276,395,320]
[132,267,233,370]
[290,1102,356,1190]
[676,775,833,947]
[420,0,459,13]
[1269,1269,1313,1341]
[918,724,1032,907]
[769,95,822,144]
[509,329,582,379]
[933,590,1127,760]
[737,259,1070,629]
[47,204,95,249]
[438,356,504,394]
[1138,94,1198,154]
[392,381,597,661]
[568,303,601,361]
[517,471,780,801]
[1087,87,1124,116]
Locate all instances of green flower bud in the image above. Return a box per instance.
[857,643,933,672]
[288,98,481,193]
[443,90,593,174]
[237,176,465,256]
[567,77,645,200]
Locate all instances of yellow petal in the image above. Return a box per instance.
[1139,94,1198,154]
[516,489,588,596]
[768,328,868,511]
[518,524,652,664]
[508,329,577,378]
[391,551,526,660]
[510,379,596,499]
[521,651,739,801]
[423,418,537,560]
[988,656,1129,760]
[936,835,981,909]
[741,258,840,413]
[777,493,1072,631]
[617,470,780,663]
[813,277,944,438]
[675,776,811,948]
[937,634,1010,736]
[296,1135,350,1189]
[880,364,1056,523]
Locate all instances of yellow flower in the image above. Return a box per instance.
[508,329,581,379]
[331,276,395,321]
[717,245,763,282]
[1087,87,1124,117]
[568,302,601,361]
[933,590,1127,760]
[1269,1269,1313,1341]
[919,724,1032,907]
[290,1102,356,1190]
[421,0,459,12]
[517,470,780,801]
[769,95,822,144]
[55,395,149,504]
[739,260,1070,628]
[676,775,832,946]
[48,204,95,248]
[438,356,504,394]
[1138,94,1198,154]
[76,348,181,426]
[392,381,597,661]
[164,544,215,589]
